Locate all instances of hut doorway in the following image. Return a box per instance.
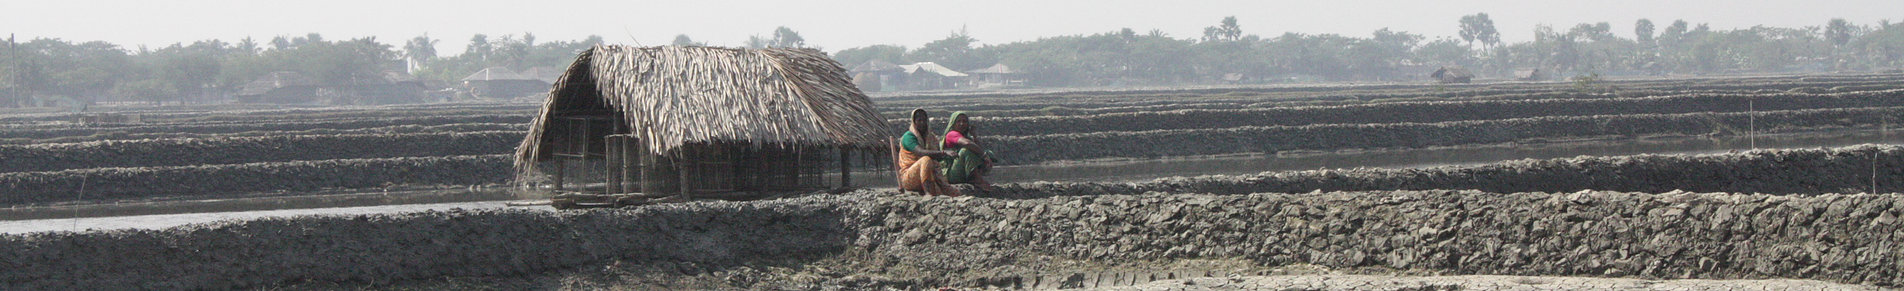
[545,115,617,192]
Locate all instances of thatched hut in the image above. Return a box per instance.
[1431,66,1474,84]
[849,60,903,92]
[1220,73,1251,84]
[1514,68,1545,81]
[514,45,888,200]
[898,62,967,90]
[967,63,1024,86]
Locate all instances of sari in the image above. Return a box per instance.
[898,130,958,196]
[940,111,992,184]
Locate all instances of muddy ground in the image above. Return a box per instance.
[987,144,1904,197]
[5,146,1902,289]
[6,189,1895,290]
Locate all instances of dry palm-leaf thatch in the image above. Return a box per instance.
[514,45,888,176]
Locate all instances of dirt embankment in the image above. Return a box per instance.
[874,73,1904,115]
[861,190,1902,288]
[913,90,1904,136]
[0,197,859,290]
[992,106,1904,164]
[985,144,1904,198]
[3,189,1898,289]
[5,146,1904,289]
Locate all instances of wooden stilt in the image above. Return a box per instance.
[623,137,638,194]
[553,158,565,191]
[606,136,622,194]
[679,148,693,200]
[791,148,805,189]
[890,138,902,188]
[839,147,851,188]
[754,147,767,196]
[639,147,658,195]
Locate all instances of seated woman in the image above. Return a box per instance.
[896,109,960,196]
[940,111,996,190]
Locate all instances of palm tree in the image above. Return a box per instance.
[403,34,439,73]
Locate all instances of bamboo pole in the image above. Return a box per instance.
[622,136,637,194]
[839,146,851,188]
[631,137,644,194]
[606,135,622,194]
[679,155,693,200]
[640,144,657,195]
[553,158,565,191]
[754,147,767,196]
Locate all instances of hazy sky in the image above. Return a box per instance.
[4,0,1900,55]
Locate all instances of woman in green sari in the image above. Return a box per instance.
[940,111,995,190]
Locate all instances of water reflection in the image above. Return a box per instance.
[6,130,1899,234]
[0,200,540,234]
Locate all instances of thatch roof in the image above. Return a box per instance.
[900,62,968,77]
[967,63,1017,75]
[514,45,888,172]
[519,67,564,83]
[1514,68,1544,81]
[1431,66,1474,83]
[461,67,562,83]
[461,67,516,82]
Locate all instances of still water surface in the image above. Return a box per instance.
[5,131,1900,234]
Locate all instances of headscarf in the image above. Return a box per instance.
[908,108,939,150]
[945,111,970,136]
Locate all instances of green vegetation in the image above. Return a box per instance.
[836,16,1904,87]
[410,33,604,87]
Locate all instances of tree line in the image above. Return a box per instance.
[0,32,609,107]
[838,15,1904,87]
[4,16,1903,107]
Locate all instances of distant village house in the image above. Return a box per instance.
[966,63,1023,87]
[462,66,562,99]
[848,61,976,91]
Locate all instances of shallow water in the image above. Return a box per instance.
[0,200,542,234]
[5,129,1900,234]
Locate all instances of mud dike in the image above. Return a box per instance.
[4,145,1903,289]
